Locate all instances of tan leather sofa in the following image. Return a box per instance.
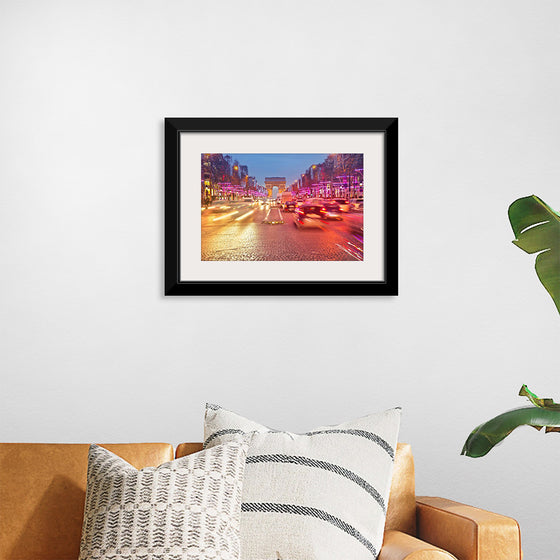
[0,442,521,560]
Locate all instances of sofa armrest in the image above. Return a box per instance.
[416,496,522,560]
[379,530,457,560]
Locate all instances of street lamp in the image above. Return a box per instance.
[312,165,317,197]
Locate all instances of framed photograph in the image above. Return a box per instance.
[164,118,397,296]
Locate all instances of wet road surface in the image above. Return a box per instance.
[201,201,363,261]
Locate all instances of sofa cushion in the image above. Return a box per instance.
[204,404,401,560]
[78,441,248,560]
[0,443,173,560]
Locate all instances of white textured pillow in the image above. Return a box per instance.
[204,405,401,560]
[79,441,248,560]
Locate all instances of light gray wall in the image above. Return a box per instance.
[1,1,559,557]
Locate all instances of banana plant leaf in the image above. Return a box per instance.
[461,386,560,458]
[519,383,560,409]
[508,195,560,314]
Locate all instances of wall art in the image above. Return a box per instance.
[164,118,397,296]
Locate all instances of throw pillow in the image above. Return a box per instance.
[204,405,401,560]
[79,440,249,560]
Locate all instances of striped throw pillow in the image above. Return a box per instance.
[79,441,249,560]
[204,405,401,560]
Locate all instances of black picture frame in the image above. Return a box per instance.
[164,117,398,296]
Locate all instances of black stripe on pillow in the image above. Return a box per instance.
[204,428,394,458]
[241,502,377,557]
[247,454,386,512]
[304,429,395,459]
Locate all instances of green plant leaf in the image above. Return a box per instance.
[461,406,560,458]
[519,384,560,409]
[508,195,560,314]
[462,385,560,457]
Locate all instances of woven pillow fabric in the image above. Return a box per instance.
[204,405,401,560]
[79,441,248,560]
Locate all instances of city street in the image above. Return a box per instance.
[201,201,364,261]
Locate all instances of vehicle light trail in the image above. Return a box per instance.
[236,209,255,221]
[336,243,363,261]
[347,241,363,255]
[213,211,239,221]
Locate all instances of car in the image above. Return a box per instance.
[350,198,364,212]
[333,198,350,212]
[282,200,296,212]
[293,203,327,228]
[321,201,343,220]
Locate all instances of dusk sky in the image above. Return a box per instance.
[227,153,328,186]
